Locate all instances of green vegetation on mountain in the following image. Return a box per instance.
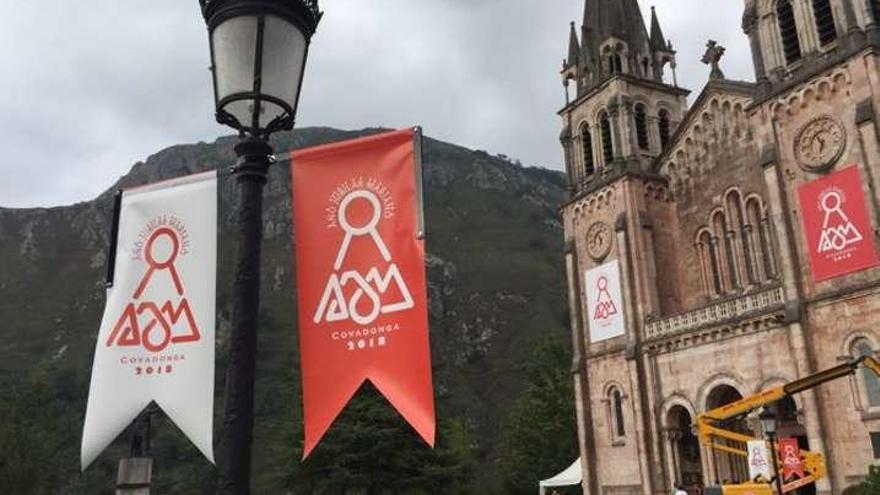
[0,127,576,493]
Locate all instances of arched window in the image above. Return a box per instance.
[726,191,755,286]
[853,339,880,408]
[635,104,649,150]
[746,198,776,281]
[777,0,802,64]
[581,123,595,175]
[698,230,722,297]
[812,0,837,46]
[713,211,739,292]
[610,388,626,438]
[608,53,622,74]
[600,112,614,164]
[659,110,671,150]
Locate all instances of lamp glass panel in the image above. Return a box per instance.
[212,15,258,125]
[258,15,307,127]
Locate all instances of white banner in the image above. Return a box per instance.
[747,440,773,481]
[584,260,625,342]
[82,171,217,469]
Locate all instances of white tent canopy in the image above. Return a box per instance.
[539,457,582,494]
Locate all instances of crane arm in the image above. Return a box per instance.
[698,355,880,427]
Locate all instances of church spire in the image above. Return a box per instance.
[650,6,667,51]
[568,21,580,66]
[566,0,677,94]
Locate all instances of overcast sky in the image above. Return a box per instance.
[0,0,752,208]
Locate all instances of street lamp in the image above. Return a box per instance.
[759,406,783,495]
[198,1,321,493]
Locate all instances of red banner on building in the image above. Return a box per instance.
[291,128,434,458]
[798,165,878,282]
[779,437,805,481]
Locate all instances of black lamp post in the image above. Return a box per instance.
[198,1,321,493]
[759,406,783,495]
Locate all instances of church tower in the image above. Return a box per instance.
[558,2,690,495]
[560,1,688,193]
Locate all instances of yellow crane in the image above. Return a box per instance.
[696,355,880,495]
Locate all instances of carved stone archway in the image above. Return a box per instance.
[665,405,704,493]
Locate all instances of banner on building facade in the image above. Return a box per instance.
[798,165,878,282]
[82,171,217,469]
[291,128,434,458]
[747,440,773,481]
[779,437,805,481]
[584,260,625,342]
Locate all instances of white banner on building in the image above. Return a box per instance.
[81,171,217,469]
[584,260,625,342]
[747,440,773,481]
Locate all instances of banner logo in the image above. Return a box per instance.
[779,437,805,481]
[817,189,863,253]
[292,128,435,458]
[593,276,619,320]
[82,171,217,469]
[106,224,201,353]
[747,440,772,481]
[798,165,878,281]
[584,260,625,343]
[314,189,413,326]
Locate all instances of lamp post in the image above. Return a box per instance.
[198,1,321,493]
[759,406,783,495]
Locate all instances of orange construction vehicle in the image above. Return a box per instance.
[697,355,880,495]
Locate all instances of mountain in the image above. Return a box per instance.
[0,127,573,493]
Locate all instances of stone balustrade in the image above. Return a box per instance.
[645,285,785,340]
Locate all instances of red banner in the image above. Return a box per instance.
[779,437,805,481]
[291,128,434,458]
[798,165,878,282]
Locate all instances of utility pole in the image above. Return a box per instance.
[116,405,156,494]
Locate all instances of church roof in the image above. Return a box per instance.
[581,0,652,57]
[652,79,756,170]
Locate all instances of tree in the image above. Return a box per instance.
[294,382,475,494]
[847,466,880,495]
[497,338,578,495]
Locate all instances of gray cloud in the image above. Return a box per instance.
[0,0,751,208]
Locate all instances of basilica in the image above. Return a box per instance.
[558,1,880,493]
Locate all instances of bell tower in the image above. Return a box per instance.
[560,1,688,194]
[558,2,690,494]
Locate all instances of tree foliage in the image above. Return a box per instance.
[294,382,475,494]
[848,467,880,495]
[497,338,578,495]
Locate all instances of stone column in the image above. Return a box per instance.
[593,123,605,171]
[648,116,661,156]
[609,101,625,162]
[761,13,785,74]
[560,128,574,192]
[862,0,880,42]
[614,213,654,495]
[621,99,639,160]
[760,137,833,494]
[743,6,771,95]
[726,228,747,291]
[856,101,880,218]
[565,242,599,495]
[793,0,819,54]
[709,236,729,294]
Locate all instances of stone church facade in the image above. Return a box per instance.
[558,1,880,494]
